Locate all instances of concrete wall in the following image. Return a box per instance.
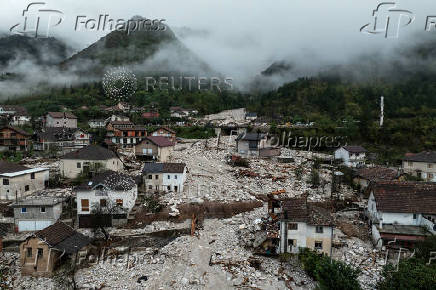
[60,158,123,179]
[279,221,333,256]
[0,170,49,201]
[76,186,138,215]
[402,161,436,182]
[20,238,58,276]
[14,203,62,221]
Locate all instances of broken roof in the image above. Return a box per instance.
[61,145,117,160]
[0,105,28,116]
[342,145,367,153]
[371,181,436,214]
[236,132,267,142]
[281,197,334,226]
[140,136,175,147]
[75,170,136,191]
[142,162,186,174]
[356,167,398,181]
[37,127,86,142]
[33,222,91,254]
[47,112,77,119]
[403,151,436,163]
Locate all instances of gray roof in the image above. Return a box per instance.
[0,160,29,174]
[10,197,63,207]
[403,151,436,163]
[378,224,431,236]
[37,127,85,142]
[342,146,367,153]
[142,163,186,174]
[62,145,117,160]
[75,170,136,191]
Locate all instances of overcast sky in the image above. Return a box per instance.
[1,0,435,81]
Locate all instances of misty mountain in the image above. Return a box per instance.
[0,34,70,68]
[61,18,213,77]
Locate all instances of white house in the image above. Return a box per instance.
[279,197,334,256]
[35,127,90,155]
[402,151,436,182]
[60,145,123,179]
[367,181,436,249]
[334,145,367,167]
[75,171,137,227]
[10,197,63,232]
[88,119,106,129]
[142,163,187,193]
[0,161,49,201]
[45,112,78,128]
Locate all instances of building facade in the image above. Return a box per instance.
[334,146,367,168]
[142,163,187,193]
[0,126,31,152]
[402,151,436,182]
[45,112,77,128]
[134,136,174,162]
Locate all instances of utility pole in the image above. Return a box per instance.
[380,96,384,127]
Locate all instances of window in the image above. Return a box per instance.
[155,175,158,179]
[167,186,171,191]
[316,226,324,233]
[413,213,417,219]
[37,248,43,258]
[31,173,35,179]
[148,185,153,190]
[168,175,170,179]
[26,248,32,257]
[25,185,29,191]
[100,199,107,207]
[148,175,152,180]
[40,207,46,213]
[288,239,296,249]
[156,185,159,190]
[288,223,298,230]
[21,207,27,213]
[314,241,323,250]
[174,186,178,192]
[3,179,9,185]
[116,199,123,206]
[429,173,434,180]
[81,199,89,212]
[408,161,413,167]
[428,163,433,169]
[175,175,178,179]
[77,162,81,169]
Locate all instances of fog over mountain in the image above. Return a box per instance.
[0,0,435,97]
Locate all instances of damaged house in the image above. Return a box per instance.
[0,161,49,201]
[134,136,175,162]
[367,181,436,249]
[34,127,90,155]
[354,167,400,192]
[142,163,187,193]
[60,145,123,179]
[150,127,177,143]
[75,171,137,228]
[20,221,91,277]
[235,132,271,157]
[44,112,78,128]
[279,197,334,256]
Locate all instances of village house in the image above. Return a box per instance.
[0,126,31,152]
[0,105,31,126]
[20,221,91,277]
[10,197,64,232]
[170,106,197,118]
[60,145,123,179]
[354,167,399,192]
[74,171,137,228]
[0,161,49,201]
[150,127,176,143]
[334,145,367,168]
[279,197,334,256]
[88,119,106,129]
[106,120,134,131]
[235,132,270,157]
[402,151,436,182]
[34,127,90,155]
[142,163,187,193]
[245,112,258,121]
[367,181,436,249]
[44,112,78,128]
[134,136,175,162]
[107,125,148,148]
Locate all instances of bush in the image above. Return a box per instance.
[278,253,292,263]
[298,248,361,290]
[295,164,304,180]
[309,169,320,187]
